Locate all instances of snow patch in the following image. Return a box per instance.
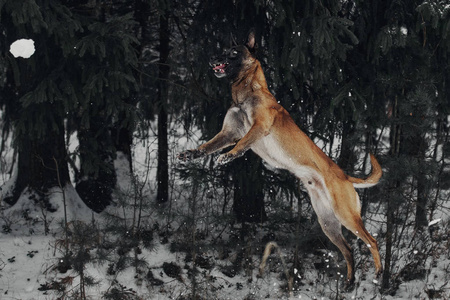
[428,218,441,226]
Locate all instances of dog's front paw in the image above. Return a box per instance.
[217,152,236,165]
[177,149,203,162]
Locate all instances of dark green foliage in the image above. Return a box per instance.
[72,10,139,211]
[52,220,102,298]
[103,283,137,300]
[146,270,165,286]
[0,1,76,205]
[0,1,139,210]
[162,261,183,281]
[173,0,450,295]
[0,1,449,297]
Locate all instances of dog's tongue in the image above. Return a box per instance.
[213,64,226,73]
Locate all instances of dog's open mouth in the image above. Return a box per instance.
[212,62,228,74]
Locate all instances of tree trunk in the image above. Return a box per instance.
[232,152,267,223]
[111,115,134,174]
[156,10,170,203]
[337,119,357,173]
[382,180,396,291]
[135,0,152,43]
[382,96,401,291]
[76,117,116,213]
[4,112,69,210]
[410,132,429,230]
[415,160,428,230]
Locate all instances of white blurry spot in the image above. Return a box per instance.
[436,144,443,161]
[10,39,35,58]
[413,250,418,254]
[373,279,379,284]
[428,219,441,226]
[367,244,372,248]
[294,268,298,274]
[400,26,408,35]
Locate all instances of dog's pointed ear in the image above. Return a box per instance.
[245,28,257,53]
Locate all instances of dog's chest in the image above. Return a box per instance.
[235,101,255,129]
[252,136,294,170]
[235,103,290,168]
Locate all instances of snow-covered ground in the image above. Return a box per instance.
[0,120,449,299]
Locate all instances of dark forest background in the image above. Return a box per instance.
[0,0,449,297]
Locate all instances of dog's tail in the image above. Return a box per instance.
[348,153,382,189]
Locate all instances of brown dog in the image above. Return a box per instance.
[178,30,382,286]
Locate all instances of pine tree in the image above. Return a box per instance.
[0,1,139,212]
[344,0,450,291]
[416,0,450,227]
[156,7,170,204]
[181,0,270,223]
[0,0,77,207]
[70,5,139,212]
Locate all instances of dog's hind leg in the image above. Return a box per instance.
[339,212,383,278]
[318,211,355,285]
[332,191,383,278]
[307,187,356,286]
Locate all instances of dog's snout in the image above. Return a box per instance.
[209,56,216,66]
[209,55,220,65]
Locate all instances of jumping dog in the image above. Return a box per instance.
[178,30,383,286]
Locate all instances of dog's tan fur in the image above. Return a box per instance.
[178,31,382,285]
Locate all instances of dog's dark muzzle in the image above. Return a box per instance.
[210,56,229,78]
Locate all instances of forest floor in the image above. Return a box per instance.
[0,130,449,299]
[0,188,448,300]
